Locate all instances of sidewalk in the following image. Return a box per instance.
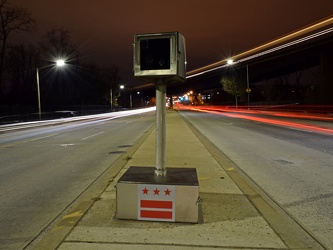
[33,110,323,250]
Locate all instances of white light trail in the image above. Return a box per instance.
[186,16,333,79]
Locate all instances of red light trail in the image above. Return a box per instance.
[179,105,333,135]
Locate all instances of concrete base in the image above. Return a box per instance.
[116,166,200,223]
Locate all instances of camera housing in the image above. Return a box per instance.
[133,32,186,83]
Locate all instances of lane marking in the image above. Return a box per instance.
[0,133,59,148]
[81,131,104,141]
[60,144,75,147]
[27,133,60,142]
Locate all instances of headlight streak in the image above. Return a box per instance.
[237,27,333,64]
[0,107,156,133]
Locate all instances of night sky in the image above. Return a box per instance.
[13,0,333,85]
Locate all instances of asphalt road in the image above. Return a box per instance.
[179,109,333,249]
[0,110,155,250]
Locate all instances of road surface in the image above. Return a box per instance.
[179,108,333,249]
[0,110,155,250]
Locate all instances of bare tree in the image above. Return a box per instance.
[101,65,121,110]
[39,28,80,105]
[6,44,39,103]
[39,28,79,63]
[295,70,303,101]
[258,78,280,103]
[0,0,35,89]
[220,76,242,107]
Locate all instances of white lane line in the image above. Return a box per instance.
[1,133,60,148]
[60,144,75,147]
[28,133,60,142]
[81,131,104,141]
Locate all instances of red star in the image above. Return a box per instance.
[153,188,160,195]
[142,187,149,195]
[164,188,171,196]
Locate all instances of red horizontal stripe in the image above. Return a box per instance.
[141,200,173,209]
[140,210,173,219]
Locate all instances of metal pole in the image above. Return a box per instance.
[246,64,250,109]
[130,93,132,109]
[110,88,113,111]
[36,67,41,120]
[155,81,166,176]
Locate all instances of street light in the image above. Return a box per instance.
[56,59,65,67]
[226,59,250,108]
[227,59,234,65]
[36,59,66,120]
[110,84,125,111]
[119,85,125,108]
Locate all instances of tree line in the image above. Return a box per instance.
[0,0,121,112]
[220,66,321,106]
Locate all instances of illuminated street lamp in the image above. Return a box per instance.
[118,85,125,104]
[36,59,66,120]
[56,59,65,67]
[110,84,125,111]
[226,59,250,108]
[227,59,234,65]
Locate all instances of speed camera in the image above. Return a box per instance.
[133,32,186,83]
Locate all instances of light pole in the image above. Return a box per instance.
[227,59,250,108]
[36,67,41,120]
[119,85,125,108]
[110,85,125,111]
[246,64,250,109]
[36,59,66,120]
[226,59,239,108]
[130,93,132,109]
